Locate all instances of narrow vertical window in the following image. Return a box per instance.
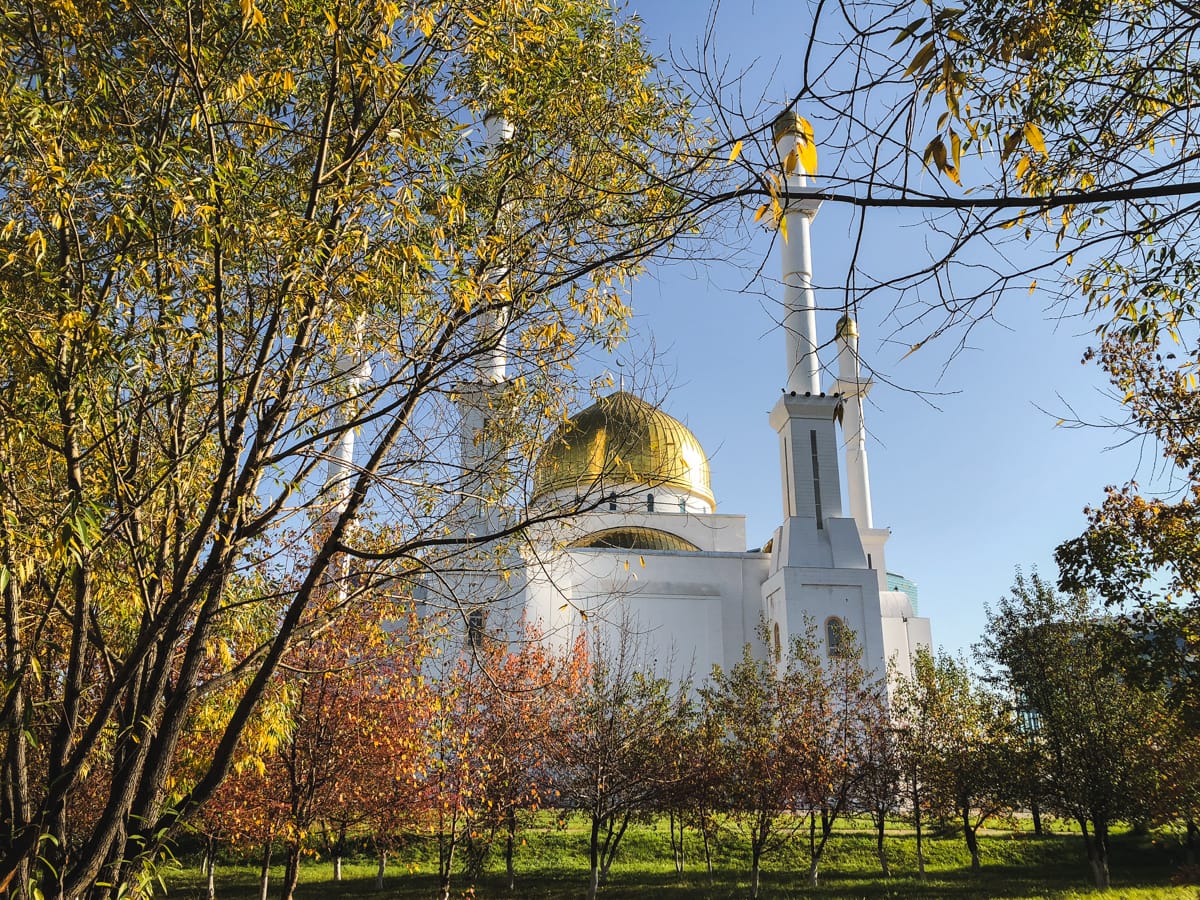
[646,493,655,512]
[782,435,793,516]
[826,616,848,657]
[607,493,617,511]
[810,430,823,528]
[679,499,687,513]
[773,622,783,663]
[468,609,486,652]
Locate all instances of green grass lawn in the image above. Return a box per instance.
[164,817,1199,899]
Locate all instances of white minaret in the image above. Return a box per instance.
[321,332,371,522]
[458,110,514,537]
[773,111,822,395]
[834,315,874,529]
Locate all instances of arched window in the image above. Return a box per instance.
[678,498,687,513]
[825,616,851,658]
[773,622,783,663]
[646,493,655,512]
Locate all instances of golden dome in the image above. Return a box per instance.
[835,314,858,339]
[532,391,715,508]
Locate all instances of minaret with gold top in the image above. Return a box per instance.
[760,109,894,674]
[833,314,873,530]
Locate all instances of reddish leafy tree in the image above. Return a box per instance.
[549,629,688,900]
[463,629,586,890]
[796,640,887,887]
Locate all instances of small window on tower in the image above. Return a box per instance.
[825,616,853,658]
[646,493,655,512]
[607,493,617,511]
[679,499,687,513]
[773,622,783,663]
[468,609,486,652]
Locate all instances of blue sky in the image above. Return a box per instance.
[599,0,1170,657]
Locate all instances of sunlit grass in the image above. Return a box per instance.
[164,816,1197,899]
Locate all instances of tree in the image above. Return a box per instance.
[549,629,689,900]
[894,648,1018,871]
[0,0,716,894]
[461,630,583,891]
[1057,336,1200,715]
[700,623,879,897]
[795,633,886,888]
[854,713,902,878]
[662,0,1200,373]
[979,570,1171,890]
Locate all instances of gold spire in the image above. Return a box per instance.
[835,314,859,339]
[532,391,715,508]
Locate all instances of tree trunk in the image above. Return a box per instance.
[913,776,926,881]
[750,843,762,900]
[875,810,890,877]
[258,841,272,900]
[1079,817,1111,891]
[333,855,342,881]
[1031,800,1043,836]
[375,848,386,891]
[597,813,630,888]
[204,835,216,900]
[586,813,601,900]
[437,811,456,900]
[668,810,685,875]
[280,842,302,900]
[1185,818,1198,866]
[702,821,714,884]
[439,847,454,900]
[505,808,516,891]
[962,808,980,869]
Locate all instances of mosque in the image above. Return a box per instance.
[453,111,931,683]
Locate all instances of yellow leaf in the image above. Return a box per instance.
[753,203,768,223]
[779,214,789,244]
[728,139,744,163]
[798,136,818,176]
[905,40,937,78]
[1024,122,1047,156]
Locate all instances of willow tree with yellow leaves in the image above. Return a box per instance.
[697,0,1200,353]
[0,0,718,894]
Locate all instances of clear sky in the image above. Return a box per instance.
[596,0,1170,658]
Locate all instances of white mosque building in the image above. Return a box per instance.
[452,111,931,683]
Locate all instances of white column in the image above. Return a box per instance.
[773,112,823,395]
[322,343,371,520]
[459,111,514,535]
[478,112,514,385]
[836,315,873,529]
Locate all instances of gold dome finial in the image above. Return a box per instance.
[835,314,859,340]
[532,392,715,508]
[772,110,805,144]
